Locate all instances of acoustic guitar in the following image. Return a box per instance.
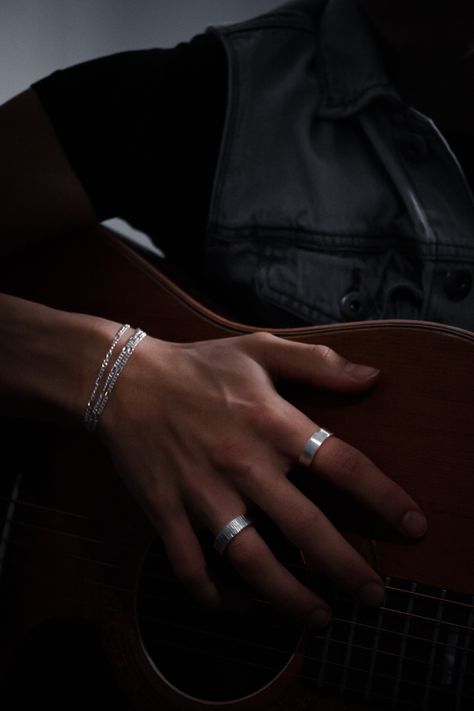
[1,227,473,710]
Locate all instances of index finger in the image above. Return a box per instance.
[249,333,380,391]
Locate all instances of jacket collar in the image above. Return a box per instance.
[315,0,402,117]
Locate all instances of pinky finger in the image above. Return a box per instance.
[159,512,223,609]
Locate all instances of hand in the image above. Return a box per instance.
[99,332,427,628]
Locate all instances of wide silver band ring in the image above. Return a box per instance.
[214,514,254,555]
[298,427,334,467]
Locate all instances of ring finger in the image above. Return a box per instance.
[217,520,332,628]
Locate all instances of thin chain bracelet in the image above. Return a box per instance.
[84,323,131,429]
[84,327,147,433]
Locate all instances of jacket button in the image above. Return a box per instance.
[444,270,472,301]
[340,291,367,321]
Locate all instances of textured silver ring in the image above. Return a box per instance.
[298,427,334,467]
[214,514,254,555]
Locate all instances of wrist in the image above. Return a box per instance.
[59,312,127,423]
[97,334,173,442]
[84,325,147,434]
[0,292,123,425]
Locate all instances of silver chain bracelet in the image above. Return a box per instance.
[84,325,147,433]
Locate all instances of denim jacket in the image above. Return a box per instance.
[205,0,474,329]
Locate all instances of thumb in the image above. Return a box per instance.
[254,333,380,391]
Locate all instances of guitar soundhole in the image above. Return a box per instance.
[135,525,304,703]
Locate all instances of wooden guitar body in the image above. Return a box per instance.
[1,228,473,710]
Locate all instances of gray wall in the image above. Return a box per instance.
[1,0,279,104]
[0,0,278,247]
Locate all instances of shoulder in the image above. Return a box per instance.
[32,32,226,109]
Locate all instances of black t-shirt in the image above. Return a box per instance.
[32,32,227,266]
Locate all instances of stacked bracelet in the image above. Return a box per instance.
[84,324,147,433]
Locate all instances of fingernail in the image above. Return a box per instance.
[402,510,428,538]
[359,581,385,607]
[344,362,380,380]
[307,607,332,629]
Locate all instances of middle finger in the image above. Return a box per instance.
[252,474,386,606]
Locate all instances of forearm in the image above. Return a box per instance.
[0,292,121,424]
[0,89,97,256]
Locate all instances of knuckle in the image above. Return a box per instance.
[211,403,283,468]
[246,331,277,350]
[207,439,267,493]
[234,460,258,480]
[246,391,293,434]
[232,460,267,494]
[254,331,276,344]
[210,438,238,469]
[210,442,259,482]
[248,398,282,433]
[311,344,340,366]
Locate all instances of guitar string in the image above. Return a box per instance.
[139,573,474,657]
[138,606,474,665]
[144,550,474,612]
[139,574,474,686]
[0,493,89,520]
[5,514,474,630]
[137,617,474,708]
[3,498,472,629]
[3,493,473,591]
[370,608,473,634]
[455,605,474,711]
[5,504,474,622]
[306,631,473,679]
[3,532,472,700]
[305,668,473,707]
[385,585,474,610]
[135,629,474,704]
[5,551,474,664]
[306,659,473,702]
[7,542,474,637]
[324,614,474,656]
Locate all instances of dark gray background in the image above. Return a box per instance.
[1,0,279,103]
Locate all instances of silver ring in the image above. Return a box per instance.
[298,427,333,467]
[214,514,254,555]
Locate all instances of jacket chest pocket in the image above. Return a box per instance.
[254,237,426,326]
